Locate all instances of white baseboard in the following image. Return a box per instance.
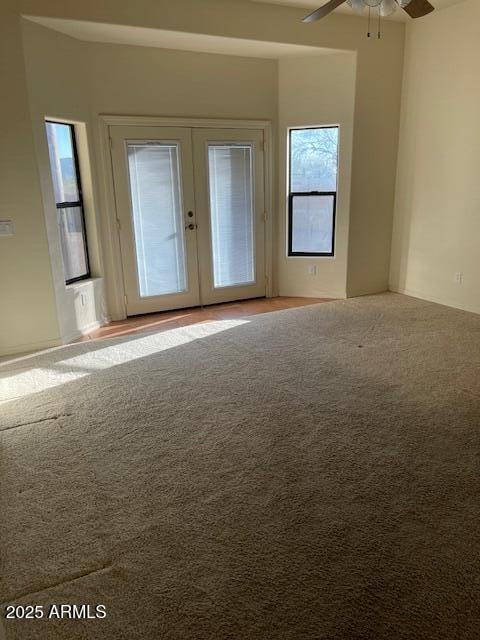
[63,318,110,345]
[389,286,480,315]
[278,288,346,299]
[0,337,62,359]
[0,318,111,361]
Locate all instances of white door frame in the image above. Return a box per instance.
[98,115,274,321]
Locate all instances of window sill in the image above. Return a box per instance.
[286,255,336,260]
[65,276,102,291]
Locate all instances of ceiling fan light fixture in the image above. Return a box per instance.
[346,0,365,13]
[302,0,435,33]
[379,0,398,16]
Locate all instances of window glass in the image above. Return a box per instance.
[291,195,335,255]
[46,122,80,203]
[290,127,338,193]
[58,206,89,282]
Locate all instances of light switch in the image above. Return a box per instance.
[0,220,14,237]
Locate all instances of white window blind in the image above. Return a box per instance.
[208,144,255,289]
[127,143,187,298]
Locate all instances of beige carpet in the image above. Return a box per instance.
[1,293,479,639]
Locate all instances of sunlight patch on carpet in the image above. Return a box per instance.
[0,319,249,404]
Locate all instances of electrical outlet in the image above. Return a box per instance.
[0,220,14,237]
[454,272,464,285]
[308,265,318,276]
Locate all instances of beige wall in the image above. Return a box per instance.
[21,20,107,343]
[0,1,60,356]
[278,53,357,299]
[390,0,480,314]
[345,33,405,297]
[86,40,277,121]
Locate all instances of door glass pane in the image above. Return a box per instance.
[291,195,335,254]
[208,145,255,288]
[58,206,89,282]
[290,127,338,192]
[127,143,187,297]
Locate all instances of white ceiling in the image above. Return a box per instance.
[253,0,466,21]
[26,16,343,58]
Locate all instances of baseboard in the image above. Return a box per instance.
[389,286,480,315]
[0,318,110,360]
[345,285,389,299]
[0,337,62,359]
[63,318,110,345]
[278,289,346,299]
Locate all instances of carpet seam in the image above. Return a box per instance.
[1,563,113,605]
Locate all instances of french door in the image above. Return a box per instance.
[110,125,265,316]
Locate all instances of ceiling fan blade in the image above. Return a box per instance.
[402,0,435,18]
[302,0,346,23]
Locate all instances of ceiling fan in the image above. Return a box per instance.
[303,0,435,22]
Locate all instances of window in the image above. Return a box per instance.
[45,121,90,284]
[288,126,339,257]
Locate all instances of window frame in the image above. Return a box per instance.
[46,120,91,285]
[287,126,339,258]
